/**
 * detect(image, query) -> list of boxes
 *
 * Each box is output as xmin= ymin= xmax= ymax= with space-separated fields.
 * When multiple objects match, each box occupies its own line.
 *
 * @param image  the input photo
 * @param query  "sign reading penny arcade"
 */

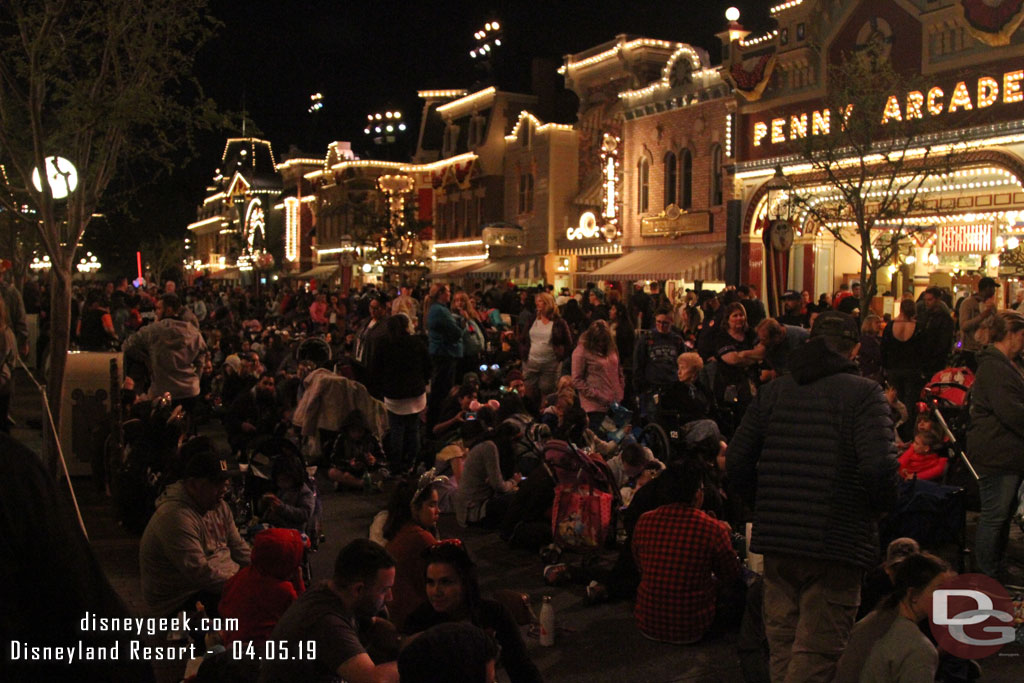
xmin=744 ymin=64 xmax=1024 ymax=159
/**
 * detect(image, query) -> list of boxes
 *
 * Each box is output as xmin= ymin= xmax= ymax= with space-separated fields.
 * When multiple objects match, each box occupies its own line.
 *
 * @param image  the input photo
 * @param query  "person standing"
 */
xmin=917 ymin=286 xmax=954 ymax=377
xmin=521 ymin=292 xmax=572 ymax=402
xmin=353 ymin=298 xmax=387 ymax=394
xmin=122 ymin=293 xmax=206 ymax=412
xmin=737 ymin=285 xmax=766 ymax=328
xmin=727 ymin=311 xmax=899 ymax=683
xmin=391 ymin=284 xmax=419 ymax=329
xmin=958 ymin=276 xmax=1000 ymax=370
xmin=374 ymin=314 xmax=430 ymax=473
xmin=426 ymin=285 xmax=463 ymax=429
xmin=633 ymin=304 xmax=686 ymax=398
xmin=452 ymin=291 xmax=486 ymax=380
xmin=966 ymin=310 xmax=1024 ymax=580
xmin=572 ymin=320 xmax=624 ymax=431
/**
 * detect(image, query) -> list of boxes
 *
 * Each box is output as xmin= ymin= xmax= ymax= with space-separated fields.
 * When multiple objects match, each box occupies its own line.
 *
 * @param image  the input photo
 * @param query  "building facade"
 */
xmin=726 ymin=0 xmax=1024 ymax=310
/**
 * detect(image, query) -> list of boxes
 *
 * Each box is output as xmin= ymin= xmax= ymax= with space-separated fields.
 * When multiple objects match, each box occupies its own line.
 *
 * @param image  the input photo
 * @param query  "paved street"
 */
xmin=9 ymin=369 xmax=1024 ymax=682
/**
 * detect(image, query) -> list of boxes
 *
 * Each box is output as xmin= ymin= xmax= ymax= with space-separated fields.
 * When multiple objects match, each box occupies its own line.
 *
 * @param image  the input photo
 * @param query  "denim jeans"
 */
xmin=975 ymin=472 xmax=1023 ymax=577
xmin=386 ymin=410 xmax=421 ymax=472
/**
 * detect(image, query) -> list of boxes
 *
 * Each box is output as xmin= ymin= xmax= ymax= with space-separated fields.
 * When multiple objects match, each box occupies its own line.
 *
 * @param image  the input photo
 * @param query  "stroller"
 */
xmin=544 ymin=440 xmax=619 ymax=555
xmin=238 ymin=436 xmax=324 ymax=582
xmin=881 ymin=367 xmax=978 ymax=572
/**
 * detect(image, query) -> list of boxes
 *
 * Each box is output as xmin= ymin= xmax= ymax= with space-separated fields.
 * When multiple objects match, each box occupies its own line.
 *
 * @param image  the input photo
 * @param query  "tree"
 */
xmin=140 ymin=234 xmax=185 ymax=285
xmin=785 ymin=46 xmax=956 ymax=317
xmin=0 ymin=0 xmax=217 ymax=474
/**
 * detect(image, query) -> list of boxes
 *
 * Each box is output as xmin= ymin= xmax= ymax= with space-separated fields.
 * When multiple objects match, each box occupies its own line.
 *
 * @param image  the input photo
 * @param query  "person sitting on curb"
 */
xmin=140 ymin=438 xmax=251 ymax=617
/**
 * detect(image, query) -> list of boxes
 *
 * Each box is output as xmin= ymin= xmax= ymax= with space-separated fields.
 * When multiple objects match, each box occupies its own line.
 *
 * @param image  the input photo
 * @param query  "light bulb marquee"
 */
xmin=284 ymin=197 xmax=300 ymax=262
xmin=600 ymin=134 xmax=622 ymax=242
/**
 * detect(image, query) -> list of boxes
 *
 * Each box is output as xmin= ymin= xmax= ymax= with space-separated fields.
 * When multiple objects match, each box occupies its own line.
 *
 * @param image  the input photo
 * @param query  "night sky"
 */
xmin=96 ymin=0 xmax=772 ymax=274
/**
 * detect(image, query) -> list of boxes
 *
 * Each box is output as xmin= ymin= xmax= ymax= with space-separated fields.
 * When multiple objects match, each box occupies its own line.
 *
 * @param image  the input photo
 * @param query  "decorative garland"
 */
xmin=959 ymin=0 xmax=1024 ymax=45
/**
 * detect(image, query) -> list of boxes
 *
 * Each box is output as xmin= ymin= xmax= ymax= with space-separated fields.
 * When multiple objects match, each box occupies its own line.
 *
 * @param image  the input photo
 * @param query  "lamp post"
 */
xmin=763 ymin=166 xmax=794 ymax=316
xmin=470 ymin=20 xmax=503 ymax=79
xmin=363 ymin=110 xmax=407 ymax=160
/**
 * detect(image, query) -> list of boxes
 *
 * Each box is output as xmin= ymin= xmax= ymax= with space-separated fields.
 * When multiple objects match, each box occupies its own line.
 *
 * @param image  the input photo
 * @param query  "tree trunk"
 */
xmin=44 ymin=266 xmax=72 ymax=478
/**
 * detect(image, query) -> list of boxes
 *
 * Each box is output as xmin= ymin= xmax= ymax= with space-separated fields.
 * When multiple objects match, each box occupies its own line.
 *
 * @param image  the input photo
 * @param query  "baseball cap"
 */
xmin=810 ymin=310 xmax=860 ymax=342
xmin=781 ymin=289 xmax=801 ymax=300
xmin=978 ymin=276 xmax=1000 ymax=290
xmin=181 ymin=438 xmax=241 ymax=480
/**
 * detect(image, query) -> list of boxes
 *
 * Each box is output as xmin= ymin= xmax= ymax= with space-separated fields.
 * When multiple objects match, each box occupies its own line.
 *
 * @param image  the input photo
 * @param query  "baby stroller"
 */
xmin=544 ymin=440 xmax=619 ymax=556
xmin=240 ymin=436 xmax=324 ymax=582
xmin=880 ymin=367 xmax=977 ymax=571
xmin=919 ymin=366 xmax=979 ymax=507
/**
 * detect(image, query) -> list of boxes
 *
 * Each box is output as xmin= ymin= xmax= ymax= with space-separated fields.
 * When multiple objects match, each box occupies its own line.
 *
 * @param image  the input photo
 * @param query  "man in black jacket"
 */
xmin=726 ymin=311 xmax=898 ymax=683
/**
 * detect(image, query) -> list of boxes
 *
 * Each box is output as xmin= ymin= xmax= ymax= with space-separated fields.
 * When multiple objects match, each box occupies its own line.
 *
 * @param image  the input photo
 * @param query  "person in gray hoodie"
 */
xmin=139 ymin=439 xmax=250 ymax=616
xmin=123 ymin=293 xmax=206 ymax=407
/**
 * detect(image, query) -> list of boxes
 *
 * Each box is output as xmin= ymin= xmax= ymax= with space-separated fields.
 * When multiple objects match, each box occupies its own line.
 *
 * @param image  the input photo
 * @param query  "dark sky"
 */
xmin=96 ymin=0 xmax=772 ymax=273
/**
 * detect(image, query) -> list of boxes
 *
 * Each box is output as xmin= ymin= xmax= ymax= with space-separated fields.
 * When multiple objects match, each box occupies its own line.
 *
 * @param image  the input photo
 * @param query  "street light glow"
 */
xmin=726 ymin=7 xmax=741 ymax=22
xmin=31 ymin=156 xmax=78 ymax=200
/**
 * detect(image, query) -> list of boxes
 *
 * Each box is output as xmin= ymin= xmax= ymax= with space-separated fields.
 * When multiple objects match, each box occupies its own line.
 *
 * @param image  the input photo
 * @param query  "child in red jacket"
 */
xmin=218 ymin=527 xmax=305 ymax=645
xmin=898 ymin=431 xmax=946 ymax=481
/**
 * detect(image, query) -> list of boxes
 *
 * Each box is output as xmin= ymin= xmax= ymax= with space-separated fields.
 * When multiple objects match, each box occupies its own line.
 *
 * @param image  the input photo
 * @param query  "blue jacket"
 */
xmin=427 ymin=302 xmax=463 ymax=358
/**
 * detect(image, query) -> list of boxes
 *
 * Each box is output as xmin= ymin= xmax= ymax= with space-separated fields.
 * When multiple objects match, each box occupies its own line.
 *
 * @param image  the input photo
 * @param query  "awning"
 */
xmin=207 ymin=267 xmax=240 ymax=281
xmin=426 ymin=259 xmax=486 ymax=279
xmin=296 ymin=265 xmax=341 ymax=279
xmin=581 ymin=246 xmax=725 ymax=282
xmin=466 ymin=256 xmax=544 ymax=281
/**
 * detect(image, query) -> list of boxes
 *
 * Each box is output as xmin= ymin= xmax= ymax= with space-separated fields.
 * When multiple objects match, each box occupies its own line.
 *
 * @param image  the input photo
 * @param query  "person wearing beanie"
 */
xmin=727 ymin=311 xmax=899 ymax=682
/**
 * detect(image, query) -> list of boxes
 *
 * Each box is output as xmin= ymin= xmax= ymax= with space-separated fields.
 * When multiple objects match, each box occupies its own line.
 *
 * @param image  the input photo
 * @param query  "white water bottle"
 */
xmin=539 ymin=595 xmax=555 ymax=647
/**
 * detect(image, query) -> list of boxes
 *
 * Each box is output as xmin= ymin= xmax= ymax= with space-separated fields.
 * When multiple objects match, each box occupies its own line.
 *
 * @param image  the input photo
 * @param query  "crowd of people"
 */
xmin=3 ymin=265 xmax=1023 ymax=682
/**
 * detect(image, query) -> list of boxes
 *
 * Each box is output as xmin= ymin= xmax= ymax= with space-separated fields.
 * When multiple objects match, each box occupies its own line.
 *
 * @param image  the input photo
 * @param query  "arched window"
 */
xmin=664 ymin=152 xmax=677 ymax=207
xmin=637 ymin=158 xmax=649 ymax=213
xmin=680 ymin=149 xmax=693 ymax=210
xmin=710 ymin=144 xmax=723 ymax=206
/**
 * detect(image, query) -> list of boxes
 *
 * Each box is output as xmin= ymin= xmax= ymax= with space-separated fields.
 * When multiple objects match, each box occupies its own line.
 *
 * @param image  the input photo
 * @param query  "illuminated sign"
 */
xmin=937 ymin=224 xmax=993 ymax=254
xmin=600 ymin=133 xmax=621 ymax=242
xmin=567 ymin=211 xmax=601 ymax=241
xmin=751 ymin=68 xmax=1024 ymax=147
xmin=284 ymin=197 xmax=299 ymax=262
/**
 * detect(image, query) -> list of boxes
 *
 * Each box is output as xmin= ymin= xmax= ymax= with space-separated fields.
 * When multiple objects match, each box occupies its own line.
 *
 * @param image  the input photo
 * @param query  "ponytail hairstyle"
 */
xmin=881 ymin=551 xmax=949 ymax=611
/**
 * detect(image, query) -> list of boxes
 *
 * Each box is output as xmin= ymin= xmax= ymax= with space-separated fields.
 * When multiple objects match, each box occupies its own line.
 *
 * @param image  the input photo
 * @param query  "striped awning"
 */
xmin=426 ymin=259 xmax=486 ymax=279
xmin=296 ymin=265 xmax=341 ymax=279
xmin=581 ymin=246 xmax=724 ymax=282
xmin=207 ymin=267 xmax=240 ymax=281
xmin=466 ymin=256 xmax=544 ymax=281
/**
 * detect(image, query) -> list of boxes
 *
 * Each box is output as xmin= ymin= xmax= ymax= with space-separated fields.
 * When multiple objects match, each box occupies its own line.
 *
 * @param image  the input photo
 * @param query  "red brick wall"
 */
xmin=622 ymin=97 xmax=733 ymax=248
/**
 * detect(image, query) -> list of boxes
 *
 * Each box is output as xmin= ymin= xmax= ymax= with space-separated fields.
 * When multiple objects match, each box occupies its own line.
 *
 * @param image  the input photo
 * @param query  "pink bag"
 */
xmin=551 ymin=484 xmax=613 ymax=550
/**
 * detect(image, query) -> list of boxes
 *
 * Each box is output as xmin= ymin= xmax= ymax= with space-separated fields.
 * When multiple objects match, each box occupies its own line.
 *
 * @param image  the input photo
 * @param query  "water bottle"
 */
xmin=539 ymin=595 xmax=555 ymax=647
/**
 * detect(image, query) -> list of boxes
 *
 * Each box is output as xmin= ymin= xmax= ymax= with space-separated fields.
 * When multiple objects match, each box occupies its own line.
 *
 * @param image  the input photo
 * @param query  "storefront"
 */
xmin=724 ymin=0 xmax=1024 ymax=310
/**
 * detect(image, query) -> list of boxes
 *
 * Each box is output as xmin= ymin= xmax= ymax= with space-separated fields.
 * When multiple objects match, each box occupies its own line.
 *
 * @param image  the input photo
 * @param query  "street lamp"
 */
xmin=470 ymin=20 xmax=503 ymax=59
xmin=76 ymin=252 xmax=101 ymax=276
xmin=363 ymin=110 xmax=408 ymax=160
xmin=31 ymin=156 xmax=78 ymax=200
xmin=764 ymin=165 xmax=792 ymax=222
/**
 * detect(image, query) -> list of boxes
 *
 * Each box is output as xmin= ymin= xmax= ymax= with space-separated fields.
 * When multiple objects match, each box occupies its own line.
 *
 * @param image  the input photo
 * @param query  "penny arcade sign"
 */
xmin=745 ymin=64 xmax=1024 ymax=158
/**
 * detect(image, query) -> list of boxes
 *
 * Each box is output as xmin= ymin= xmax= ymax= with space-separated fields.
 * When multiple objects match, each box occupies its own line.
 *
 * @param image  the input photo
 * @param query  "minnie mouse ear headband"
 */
xmin=469 ymin=399 xmax=500 ymax=413
xmin=414 ymin=467 xmax=450 ymax=503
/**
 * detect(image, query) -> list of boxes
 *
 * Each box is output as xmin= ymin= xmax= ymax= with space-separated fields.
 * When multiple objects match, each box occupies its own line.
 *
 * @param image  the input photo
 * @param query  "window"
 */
xmin=518 ymin=173 xmax=534 ymax=214
xmin=637 ymin=158 xmax=649 ymax=213
xmin=664 ymin=152 xmax=677 ymax=207
xmin=710 ymin=144 xmax=723 ymax=206
xmin=680 ymin=149 xmax=692 ymax=210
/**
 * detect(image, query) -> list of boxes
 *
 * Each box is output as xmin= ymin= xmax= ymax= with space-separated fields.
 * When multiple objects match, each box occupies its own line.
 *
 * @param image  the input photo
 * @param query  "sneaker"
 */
xmin=543 ymin=563 xmax=570 ymax=586
xmin=585 ymin=581 xmax=609 ymax=605
xmin=539 ymin=543 xmax=562 ymax=565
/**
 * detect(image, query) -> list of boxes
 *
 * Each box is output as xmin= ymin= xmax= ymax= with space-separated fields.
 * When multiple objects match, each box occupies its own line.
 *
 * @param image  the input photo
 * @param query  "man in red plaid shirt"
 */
xmin=632 ymin=459 xmax=742 ymax=643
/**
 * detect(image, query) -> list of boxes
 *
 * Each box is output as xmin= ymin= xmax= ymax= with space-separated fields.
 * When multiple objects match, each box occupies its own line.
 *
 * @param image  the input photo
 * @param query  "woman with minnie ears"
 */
xmin=381 ymin=475 xmax=446 ymax=631
xmin=402 ymin=540 xmax=543 ymax=683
